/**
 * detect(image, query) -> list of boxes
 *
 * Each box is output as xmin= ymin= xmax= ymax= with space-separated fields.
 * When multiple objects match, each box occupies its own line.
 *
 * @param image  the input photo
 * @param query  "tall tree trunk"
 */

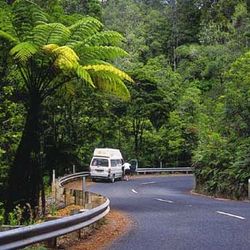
xmin=6 ymin=94 xmax=42 ymax=217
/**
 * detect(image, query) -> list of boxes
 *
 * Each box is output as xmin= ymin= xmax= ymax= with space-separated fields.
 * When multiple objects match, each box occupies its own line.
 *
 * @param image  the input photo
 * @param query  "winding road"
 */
xmin=88 ymin=175 xmax=250 ymax=250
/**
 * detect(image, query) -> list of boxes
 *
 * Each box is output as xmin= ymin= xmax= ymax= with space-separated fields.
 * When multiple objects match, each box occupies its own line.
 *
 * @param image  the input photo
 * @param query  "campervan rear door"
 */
xmin=90 ymin=157 xmax=110 ymax=177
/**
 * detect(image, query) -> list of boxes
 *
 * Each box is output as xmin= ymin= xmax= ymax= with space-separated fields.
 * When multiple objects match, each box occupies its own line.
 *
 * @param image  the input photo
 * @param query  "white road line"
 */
xmin=216 ymin=211 xmax=245 ymax=220
xmin=155 ymin=198 xmax=174 ymax=204
xmin=132 ymin=189 xmax=138 ymax=194
xmin=141 ymin=181 xmax=156 ymax=185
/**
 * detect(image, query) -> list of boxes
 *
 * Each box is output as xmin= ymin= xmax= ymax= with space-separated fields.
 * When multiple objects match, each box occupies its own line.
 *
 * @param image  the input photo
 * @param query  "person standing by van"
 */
xmin=122 ymin=162 xmax=131 ymax=181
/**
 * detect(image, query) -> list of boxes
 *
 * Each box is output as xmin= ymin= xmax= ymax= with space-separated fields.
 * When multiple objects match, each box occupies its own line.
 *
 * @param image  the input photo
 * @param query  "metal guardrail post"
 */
xmin=248 ymin=179 xmax=250 ymax=200
xmin=82 ymin=176 xmax=86 ymax=192
xmin=85 ymin=191 xmax=91 ymax=209
xmin=52 ymin=169 xmax=56 ymax=201
xmin=47 ymin=237 xmax=57 ymax=248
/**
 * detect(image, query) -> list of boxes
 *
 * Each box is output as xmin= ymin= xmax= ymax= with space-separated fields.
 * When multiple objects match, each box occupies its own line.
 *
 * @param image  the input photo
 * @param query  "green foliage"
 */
xmin=1 ymin=0 xmax=133 ymax=215
xmin=1 ymin=0 xmax=250 ymax=210
xmin=0 ymin=202 xmax=4 ymax=225
xmin=7 ymin=203 xmax=34 ymax=225
xmin=62 ymin=0 xmax=102 ymax=19
xmin=0 ymin=85 xmax=24 ymax=200
xmin=8 ymin=204 xmax=22 ymax=225
xmin=49 ymin=203 xmax=57 ymax=216
xmin=12 ymin=0 xmax=48 ymax=41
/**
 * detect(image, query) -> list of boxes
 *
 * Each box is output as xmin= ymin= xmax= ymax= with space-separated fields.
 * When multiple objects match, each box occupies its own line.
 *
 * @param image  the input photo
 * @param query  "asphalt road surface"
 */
xmin=89 ymin=175 xmax=250 ymax=250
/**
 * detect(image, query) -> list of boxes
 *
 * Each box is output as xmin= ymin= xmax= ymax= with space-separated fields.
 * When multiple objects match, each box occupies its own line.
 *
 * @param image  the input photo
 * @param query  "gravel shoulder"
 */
xmin=59 ymin=179 xmax=134 ymax=250
xmin=59 ymin=209 xmax=133 ymax=250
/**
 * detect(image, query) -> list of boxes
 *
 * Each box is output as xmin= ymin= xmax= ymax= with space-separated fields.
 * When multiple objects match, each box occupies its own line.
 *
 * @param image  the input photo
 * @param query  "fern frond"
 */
xmin=82 ymin=64 xmax=134 ymax=82
xmin=10 ymin=42 xmax=38 ymax=62
xmin=91 ymin=73 xmax=130 ymax=100
xmin=80 ymin=59 xmax=112 ymax=66
xmin=0 ymin=30 xmax=18 ymax=45
xmin=53 ymin=46 xmax=79 ymax=71
xmin=42 ymin=44 xmax=59 ymax=53
xmin=75 ymin=46 xmax=128 ymax=61
xmin=76 ymin=65 xmax=95 ymax=87
xmin=0 ymin=2 xmax=16 ymax=37
xmin=12 ymin=0 xmax=48 ymax=41
xmin=33 ymin=23 xmax=70 ymax=46
xmin=84 ymin=31 xmax=124 ymax=46
xmin=67 ymin=17 xmax=103 ymax=45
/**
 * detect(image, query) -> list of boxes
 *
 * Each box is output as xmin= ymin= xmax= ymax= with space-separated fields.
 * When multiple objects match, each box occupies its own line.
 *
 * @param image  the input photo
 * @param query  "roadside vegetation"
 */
xmin=0 ymin=0 xmax=249 ymax=223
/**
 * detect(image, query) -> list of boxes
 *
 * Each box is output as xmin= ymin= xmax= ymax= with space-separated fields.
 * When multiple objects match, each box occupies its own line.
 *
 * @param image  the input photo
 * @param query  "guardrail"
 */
xmin=0 ymin=172 xmax=109 ymax=250
xmin=136 ymin=167 xmax=193 ymax=174
xmin=58 ymin=171 xmax=89 ymax=186
xmin=0 ymin=199 xmax=109 ymax=250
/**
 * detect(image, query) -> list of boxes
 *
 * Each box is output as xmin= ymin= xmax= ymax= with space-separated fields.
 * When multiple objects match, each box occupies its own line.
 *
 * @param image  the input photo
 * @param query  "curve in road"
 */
xmin=89 ymin=175 xmax=250 ymax=250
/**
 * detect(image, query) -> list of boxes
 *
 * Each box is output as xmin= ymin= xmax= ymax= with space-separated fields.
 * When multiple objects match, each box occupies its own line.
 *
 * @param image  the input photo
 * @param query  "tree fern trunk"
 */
xmin=6 ymin=95 xmax=42 ymax=218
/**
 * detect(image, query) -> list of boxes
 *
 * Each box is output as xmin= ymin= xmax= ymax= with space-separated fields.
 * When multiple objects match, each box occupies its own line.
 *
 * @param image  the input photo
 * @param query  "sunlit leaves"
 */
xmin=53 ymin=46 xmax=79 ymax=70
xmin=76 ymin=65 xmax=94 ymax=87
xmin=10 ymin=42 xmax=38 ymax=62
xmin=82 ymin=64 xmax=133 ymax=82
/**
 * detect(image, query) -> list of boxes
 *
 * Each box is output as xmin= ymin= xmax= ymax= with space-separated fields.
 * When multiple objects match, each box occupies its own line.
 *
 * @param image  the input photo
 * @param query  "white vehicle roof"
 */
xmin=93 ymin=148 xmax=123 ymax=159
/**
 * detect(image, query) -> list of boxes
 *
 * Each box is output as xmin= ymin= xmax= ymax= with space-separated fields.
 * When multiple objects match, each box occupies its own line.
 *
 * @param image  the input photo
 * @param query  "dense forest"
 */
xmin=0 ymin=0 xmax=250 ymax=221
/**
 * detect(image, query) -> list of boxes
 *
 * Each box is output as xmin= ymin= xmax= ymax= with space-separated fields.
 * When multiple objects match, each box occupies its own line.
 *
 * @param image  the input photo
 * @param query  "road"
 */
xmin=89 ymin=175 xmax=250 ymax=250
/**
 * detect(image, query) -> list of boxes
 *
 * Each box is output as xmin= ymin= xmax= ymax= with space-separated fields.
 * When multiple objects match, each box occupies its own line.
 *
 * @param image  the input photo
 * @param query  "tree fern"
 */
xmin=12 ymin=0 xmax=48 ymax=41
xmin=91 ymin=74 xmax=130 ymax=100
xmin=0 ymin=30 xmax=18 ymax=45
xmin=67 ymin=17 xmax=103 ymax=45
xmin=0 ymin=1 xmax=15 ymax=36
xmin=33 ymin=23 xmax=70 ymax=46
xmin=53 ymin=46 xmax=79 ymax=71
xmin=84 ymin=31 xmax=124 ymax=46
xmin=82 ymin=64 xmax=133 ymax=82
xmin=3 ymin=0 xmax=133 ymax=215
xmin=10 ymin=42 xmax=38 ymax=62
xmin=76 ymin=65 xmax=95 ymax=87
xmin=42 ymin=43 xmax=59 ymax=53
xmin=74 ymin=46 xmax=128 ymax=61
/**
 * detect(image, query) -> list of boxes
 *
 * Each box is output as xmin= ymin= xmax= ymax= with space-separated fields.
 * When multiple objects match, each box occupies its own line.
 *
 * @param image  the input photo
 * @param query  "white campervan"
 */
xmin=89 ymin=148 xmax=123 ymax=182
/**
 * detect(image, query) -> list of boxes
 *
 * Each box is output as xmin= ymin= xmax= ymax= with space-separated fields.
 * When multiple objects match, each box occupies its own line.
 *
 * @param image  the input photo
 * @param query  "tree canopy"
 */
xmin=0 ymin=0 xmax=250 ymax=222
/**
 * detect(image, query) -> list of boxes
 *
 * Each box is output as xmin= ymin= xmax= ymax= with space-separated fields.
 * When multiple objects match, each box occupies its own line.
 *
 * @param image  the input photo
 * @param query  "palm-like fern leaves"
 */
xmin=84 ymin=31 xmax=124 ymax=46
xmin=10 ymin=42 xmax=38 ymax=62
xmin=0 ymin=0 xmax=133 ymax=101
xmin=12 ymin=0 xmax=48 ymax=41
xmin=33 ymin=23 xmax=71 ymax=46
xmin=0 ymin=30 xmax=17 ymax=45
xmin=53 ymin=46 xmax=79 ymax=71
xmin=3 ymin=0 xmax=133 ymax=216
xmin=75 ymin=46 xmax=128 ymax=62
xmin=82 ymin=64 xmax=133 ymax=82
xmin=76 ymin=65 xmax=95 ymax=87
xmin=67 ymin=17 xmax=103 ymax=45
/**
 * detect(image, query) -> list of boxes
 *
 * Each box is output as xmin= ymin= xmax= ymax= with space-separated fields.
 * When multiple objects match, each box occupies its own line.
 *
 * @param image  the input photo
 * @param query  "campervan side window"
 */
xmin=111 ymin=159 xmax=123 ymax=167
xmin=91 ymin=158 xmax=109 ymax=167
